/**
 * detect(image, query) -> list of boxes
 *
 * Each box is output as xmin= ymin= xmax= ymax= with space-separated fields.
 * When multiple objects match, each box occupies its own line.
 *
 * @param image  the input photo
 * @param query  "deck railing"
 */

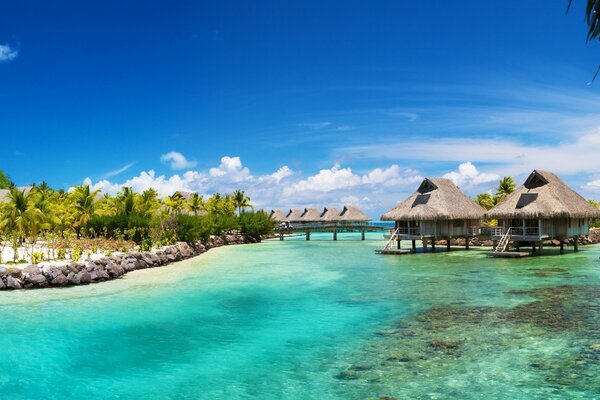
xmin=397 ymin=227 xmax=421 ymax=236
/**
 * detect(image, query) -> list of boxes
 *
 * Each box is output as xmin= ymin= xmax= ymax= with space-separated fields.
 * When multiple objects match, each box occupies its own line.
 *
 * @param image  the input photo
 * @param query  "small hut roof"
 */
xmin=339 ymin=205 xmax=371 ymax=222
xmin=286 ymin=208 xmax=305 ymax=222
xmin=320 ymin=206 xmax=341 ymax=221
xmin=487 ymin=170 xmax=600 ymax=219
xmin=381 ymin=178 xmax=485 ymax=221
xmin=300 ymin=207 xmax=322 ymax=222
xmin=270 ymin=209 xmax=286 ymax=222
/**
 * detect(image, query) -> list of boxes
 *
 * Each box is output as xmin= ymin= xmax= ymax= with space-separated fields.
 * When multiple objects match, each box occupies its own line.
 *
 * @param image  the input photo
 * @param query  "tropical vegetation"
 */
xmin=0 ymin=170 xmax=275 ymax=264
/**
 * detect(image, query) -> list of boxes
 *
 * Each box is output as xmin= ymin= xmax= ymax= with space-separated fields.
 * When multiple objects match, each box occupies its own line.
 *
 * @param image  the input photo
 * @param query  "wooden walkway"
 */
xmin=274 ymin=224 xmax=390 ymax=241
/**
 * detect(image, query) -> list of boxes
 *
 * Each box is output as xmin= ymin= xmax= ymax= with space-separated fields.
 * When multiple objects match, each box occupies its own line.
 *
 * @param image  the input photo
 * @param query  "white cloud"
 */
xmin=76 ymin=156 xmax=428 ymax=217
xmin=160 ymin=151 xmax=197 ymax=170
xmin=258 ymin=166 xmax=293 ymax=184
xmin=337 ymin=129 xmax=600 ymax=177
xmin=442 ymin=162 xmax=500 ymax=188
xmin=209 ymin=156 xmax=251 ymax=182
xmin=0 ymin=44 xmax=18 ymax=62
xmin=284 ymin=164 xmax=362 ymax=195
xmin=584 ymin=179 xmax=600 ymax=191
xmin=101 ymin=162 xmax=136 ymax=179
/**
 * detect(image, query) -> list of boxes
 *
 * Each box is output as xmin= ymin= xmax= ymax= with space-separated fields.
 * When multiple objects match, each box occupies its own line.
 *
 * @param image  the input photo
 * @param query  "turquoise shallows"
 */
xmin=1 ymin=233 xmax=600 ymax=399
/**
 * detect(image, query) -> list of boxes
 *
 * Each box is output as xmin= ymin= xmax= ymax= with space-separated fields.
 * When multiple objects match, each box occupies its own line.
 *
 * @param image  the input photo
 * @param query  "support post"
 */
xmin=465 ymin=237 xmax=470 ymax=250
xmin=560 ymin=241 xmax=564 ymax=255
xmin=574 ymin=236 xmax=579 ymax=252
xmin=306 ymin=232 xmax=310 ymax=241
xmin=361 ymin=230 xmax=365 ymax=240
xmin=422 ymin=240 xmax=427 ymax=252
xmin=333 ymin=230 xmax=337 ymax=241
xmin=532 ymin=242 xmax=536 ymax=255
xmin=539 ymin=241 xmax=543 ymax=255
xmin=446 ymin=238 xmax=451 ymax=252
xmin=431 ymin=240 xmax=436 ymax=253
xmin=412 ymin=239 xmax=416 ymax=253
xmin=280 ymin=233 xmax=284 ymax=241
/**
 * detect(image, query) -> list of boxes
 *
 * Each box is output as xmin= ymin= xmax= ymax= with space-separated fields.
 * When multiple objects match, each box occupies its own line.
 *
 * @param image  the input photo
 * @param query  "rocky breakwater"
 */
xmin=0 ymin=234 xmax=256 ymax=290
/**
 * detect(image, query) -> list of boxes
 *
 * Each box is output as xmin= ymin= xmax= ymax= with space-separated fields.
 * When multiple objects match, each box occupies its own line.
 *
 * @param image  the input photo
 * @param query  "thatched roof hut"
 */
xmin=270 ymin=209 xmax=287 ymax=222
xmin=487 ymin=170 xmax=600 ymax=220
xmin=320 ymin=206 xmax=341 ymax=222
xmin=300 ymin=207 xmax=322 ymax=222
xmin=286 ymin=208 xmax=305 ymax=223
xmin=339 ymin=205 xmax=371 ymax=222
xmin=381 ymin=178 xmax=485 ymax=221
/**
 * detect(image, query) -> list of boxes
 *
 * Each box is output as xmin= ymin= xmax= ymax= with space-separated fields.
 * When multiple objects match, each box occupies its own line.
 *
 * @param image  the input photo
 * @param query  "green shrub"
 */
xmin=239 ymin=211 xmax=276 ymax=239
xmin=175 ymin=215 xmax=214 ymax=243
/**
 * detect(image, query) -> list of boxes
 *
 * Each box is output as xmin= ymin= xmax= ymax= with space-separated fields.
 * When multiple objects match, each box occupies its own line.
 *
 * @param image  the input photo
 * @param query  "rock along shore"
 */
xmin=0 ymin=234 xmax=258 ymax=290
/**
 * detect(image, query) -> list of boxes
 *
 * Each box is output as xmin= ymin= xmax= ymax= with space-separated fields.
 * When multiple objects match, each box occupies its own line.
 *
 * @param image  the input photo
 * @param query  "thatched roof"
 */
xmin=300 ymin=207 xmax=322 ymax=222
xmin=487 ymin=170 xmax=600 ymax=219
xmin=286 ymin=208 xmax=305 ymax=222
xmin=320 ymin=206 xmax=341 ymax=221
xmin=270 ymin=209 xmax=286 ymax=222
xmin=381 ymin=178 xmax=485 ymax=221
xmin=339 ymin=205 xmax=371 ymax=222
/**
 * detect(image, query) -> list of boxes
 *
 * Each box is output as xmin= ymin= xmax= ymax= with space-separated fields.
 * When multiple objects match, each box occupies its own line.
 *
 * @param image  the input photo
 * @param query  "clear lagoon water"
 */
xmin=1 ymin=233 xmax=600 ymax=399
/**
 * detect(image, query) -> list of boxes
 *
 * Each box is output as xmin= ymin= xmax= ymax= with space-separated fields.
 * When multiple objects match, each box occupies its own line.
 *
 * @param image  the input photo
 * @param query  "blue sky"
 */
xmin=1 ymin=1 xmax=600 ymax=216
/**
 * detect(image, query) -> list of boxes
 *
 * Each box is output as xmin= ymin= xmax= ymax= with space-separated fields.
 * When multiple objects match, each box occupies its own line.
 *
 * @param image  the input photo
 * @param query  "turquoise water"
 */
xmin=1 ymin=233 xmax=600 ymax=399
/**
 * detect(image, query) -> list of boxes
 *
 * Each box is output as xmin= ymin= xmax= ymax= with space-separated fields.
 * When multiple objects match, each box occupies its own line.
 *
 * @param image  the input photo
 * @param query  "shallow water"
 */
xmin=1 ymin=234 xmax=600 ymax=399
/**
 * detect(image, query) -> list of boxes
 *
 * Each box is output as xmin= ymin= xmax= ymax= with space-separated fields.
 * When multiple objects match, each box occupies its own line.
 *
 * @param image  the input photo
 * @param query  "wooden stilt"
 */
xmin=532 ymin=243 xmax=536 ymax=255
xmin=361 ymin=230 xmax=365 ymax=240
xmin=333 ymin=230 xmax=337 ymax=241
xmin=539 ymin=241 xmax=544 ymax=255
xmin=574 ymin=236 xmax=579 ymax=252
xmin=446 ymin=238 xmax=451 ymax=252
xmin=306 ymin=232 xmax=310 ymax=241
xmin=560 ymin=241 xmax=564 ymax=255
xmin=465 ymin=237 xmax=469 ymax=250
xmin=431 ymin=240 xmax=436 ymax=253
xmin=412 ymin=239 xmax=416 ymax=253
xmin=280 ymin=233 xmax=284 ymax=241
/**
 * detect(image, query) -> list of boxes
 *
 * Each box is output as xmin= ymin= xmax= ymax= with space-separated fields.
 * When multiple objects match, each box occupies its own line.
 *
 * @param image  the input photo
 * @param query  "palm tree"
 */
xmin=117 ymin=187 xmax=136 ymax=216
xmin=232 ymin=190 xmax=252 ymax=215
xmin=165 ymin=192 xmax=186 ymax=215
xmin=187 ymin=192 xmax=205 ymax=216
xmin=138 ymin=188 xmax=161 ymax=217
xmin=0 ymin=169 xmax=12 ymax=189
xmin=476 ymin=193 xmax=495 ymax=211
xmin=0 ymin=187 xmax=43 ymax=261
xmin=70 ymin=185 xmax=100 ymax=236
xmin=495 ymin=177 xmax=516 ymax=203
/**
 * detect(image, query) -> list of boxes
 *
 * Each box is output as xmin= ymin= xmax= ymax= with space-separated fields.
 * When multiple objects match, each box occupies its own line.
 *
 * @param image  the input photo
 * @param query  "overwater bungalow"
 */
xmin=320 ymin=206 xmax=341 ymax=223
xmin=270 ymin=209 xmax=287 ymax=222
xmin=299 ymin=207 xmax=322 ymax=223
xmin=286 ymin=208 xmax=305 ymax=224
xmin=380 ymin=178 xmax=485 ymax=253
xmin=486 ymin=170 xmax=600 ymax=255
xmin=338 ymin=205 xmax=371 ymax=225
